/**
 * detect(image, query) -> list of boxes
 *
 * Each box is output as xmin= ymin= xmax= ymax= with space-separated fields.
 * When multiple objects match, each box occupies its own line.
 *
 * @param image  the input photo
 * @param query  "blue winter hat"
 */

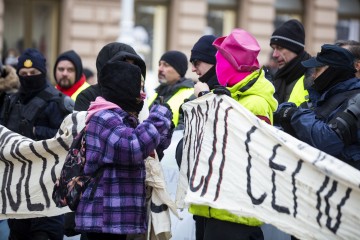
xmin=17 ymin=48 xmax=47 ymax=75
xmin=190 ymin=35 xmax=217 ymax=65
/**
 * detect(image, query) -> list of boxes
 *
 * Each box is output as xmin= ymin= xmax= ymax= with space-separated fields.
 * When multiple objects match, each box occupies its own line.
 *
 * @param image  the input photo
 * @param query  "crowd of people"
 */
xmin=0 ymin=18 xmax=359 ymax=240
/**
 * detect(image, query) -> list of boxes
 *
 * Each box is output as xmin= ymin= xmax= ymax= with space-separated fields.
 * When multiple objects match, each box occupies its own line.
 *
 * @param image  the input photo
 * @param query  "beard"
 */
xmin=57 ymin=78 xmax=73 ymax=89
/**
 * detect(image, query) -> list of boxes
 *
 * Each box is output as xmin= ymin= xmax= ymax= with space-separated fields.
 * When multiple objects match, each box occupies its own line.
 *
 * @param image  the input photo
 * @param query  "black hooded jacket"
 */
xmin=74 ymin=42 xmax=146 ymax=111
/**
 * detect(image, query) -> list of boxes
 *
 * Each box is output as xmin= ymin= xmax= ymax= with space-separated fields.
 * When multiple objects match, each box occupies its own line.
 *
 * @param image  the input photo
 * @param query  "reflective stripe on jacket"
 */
xmin=148 ymin=88 xmax=194 ymax=126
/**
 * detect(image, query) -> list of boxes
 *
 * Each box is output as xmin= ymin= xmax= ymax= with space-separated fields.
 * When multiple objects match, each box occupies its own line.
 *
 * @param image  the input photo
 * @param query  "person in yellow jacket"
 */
xmin=148 ymin=50 xmax=194 ymax=127
xmin=270 ymin=19 xmax=312 ymax=108
xmin=189 ymin=28 xmax=278 ymax=240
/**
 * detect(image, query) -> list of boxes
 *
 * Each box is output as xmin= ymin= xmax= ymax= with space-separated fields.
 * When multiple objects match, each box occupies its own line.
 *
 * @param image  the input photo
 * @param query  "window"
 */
xmin=274 ymin=0 xmax=303 ymax=28
xmin=3 ymin=0 xmax=60 ymax=77
xmin=207 ymin=0 xmax=237 ymax=37
xmin=337 ymin=0 xmax=360 ymax=41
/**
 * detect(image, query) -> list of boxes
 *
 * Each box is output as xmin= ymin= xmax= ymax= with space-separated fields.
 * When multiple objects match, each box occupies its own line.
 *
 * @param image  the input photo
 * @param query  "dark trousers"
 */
xmin=8 ymin=215 xmax=64 ymax=240
xmin=86 ymin=232 xmax=127 ymax=240
xmin=203 ymin=218 xmax=264 ymax=240
xmin=194 ymin=215 xmax=208 ymax=240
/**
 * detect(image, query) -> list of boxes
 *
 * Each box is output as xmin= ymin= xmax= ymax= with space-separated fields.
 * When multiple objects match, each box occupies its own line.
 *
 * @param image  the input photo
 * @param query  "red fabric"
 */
xmin=56 ymin=74 xmax=86 ymax=97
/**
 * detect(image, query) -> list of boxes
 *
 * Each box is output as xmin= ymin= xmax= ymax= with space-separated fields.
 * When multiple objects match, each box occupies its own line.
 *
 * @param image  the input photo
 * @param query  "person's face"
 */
xmin=312 ymin=65 xmax=329 ymax=79
xmin=55 ymin=60 xmax=76 ymax=88
xmin=18 ymin=68 xmax=42 ymax=76
xmin=191 ymin=60 xmax=213 ymax=77
xmin=158 ymin=60 xmax=180 ymax=85
xmin=271 ymin=44 xmax=298 ymax=69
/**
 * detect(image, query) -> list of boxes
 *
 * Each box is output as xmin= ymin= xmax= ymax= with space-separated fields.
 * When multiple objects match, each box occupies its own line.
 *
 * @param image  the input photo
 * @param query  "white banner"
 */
xmin=176 ymin=93 xmax=360 ymax=240
xmin=0 ymin=111 xmax=86 ymax=219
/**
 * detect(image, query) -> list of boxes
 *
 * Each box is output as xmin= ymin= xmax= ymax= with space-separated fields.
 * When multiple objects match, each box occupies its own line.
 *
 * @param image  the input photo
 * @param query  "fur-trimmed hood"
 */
xmin=0 ymin=65 xmax=20 ymax=93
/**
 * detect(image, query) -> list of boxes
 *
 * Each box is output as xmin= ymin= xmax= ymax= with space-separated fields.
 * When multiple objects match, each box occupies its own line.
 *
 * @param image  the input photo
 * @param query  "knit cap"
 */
xmin=190 ymin=35 xmax=217 ymax=64
xmin=270 ymin=19 xmax=305 ymax=54
xmin=54 ymin=50 xmax=83 ymax=82
xmin=160 ymin=51 xmax=188 ymax=77
xmin=17 ymin=48 xmax=47 ymax=75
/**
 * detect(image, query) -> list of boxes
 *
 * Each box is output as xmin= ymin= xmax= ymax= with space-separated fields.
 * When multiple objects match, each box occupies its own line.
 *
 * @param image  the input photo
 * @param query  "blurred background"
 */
xmin=1 ymin=0 xmax=359 ymax=101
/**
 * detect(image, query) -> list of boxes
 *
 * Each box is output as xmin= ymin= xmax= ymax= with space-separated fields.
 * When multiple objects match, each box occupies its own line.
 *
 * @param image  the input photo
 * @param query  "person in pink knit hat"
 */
xmin=188 ymin=28 xmax=278 ymax=240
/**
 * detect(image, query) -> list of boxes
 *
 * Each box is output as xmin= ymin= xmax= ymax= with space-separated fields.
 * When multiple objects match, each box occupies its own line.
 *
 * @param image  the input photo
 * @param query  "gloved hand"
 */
xmin=213 ymin=85 xmax=231 ymax=97
xmin=273 ymin=103 xmax=298 ymax=136
xmin=274 ymin=107 xmax=297 ymax=125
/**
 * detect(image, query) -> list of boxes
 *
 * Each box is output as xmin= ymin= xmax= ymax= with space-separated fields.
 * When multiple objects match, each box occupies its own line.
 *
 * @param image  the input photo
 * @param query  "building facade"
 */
xmin=1 ymin=0 xmax=360 ymax=84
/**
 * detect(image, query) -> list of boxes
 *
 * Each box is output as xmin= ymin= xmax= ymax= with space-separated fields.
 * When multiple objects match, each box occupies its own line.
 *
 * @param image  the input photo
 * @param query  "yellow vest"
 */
xmin=287 ymin=75 xmax=308 ymax=106
xmin=148 ymin=88 xmax=194 ymax=126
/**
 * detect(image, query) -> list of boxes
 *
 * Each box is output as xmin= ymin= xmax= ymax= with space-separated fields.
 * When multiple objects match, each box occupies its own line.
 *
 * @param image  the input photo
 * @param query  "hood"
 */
xmin=54 ymin=50 xmax=83 ymax=83
xmin=86 ymin=96 xmax=119 ymax=123
xmin=96 ymin=42 xmax=146 ymax=80
xmin=0 ymin=65 xmax=20 ymax=93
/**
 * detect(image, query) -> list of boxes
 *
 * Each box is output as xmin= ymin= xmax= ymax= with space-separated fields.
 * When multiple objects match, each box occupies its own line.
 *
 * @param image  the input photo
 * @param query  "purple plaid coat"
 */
xmin=75 ymin=104 xmax=172 ymax=234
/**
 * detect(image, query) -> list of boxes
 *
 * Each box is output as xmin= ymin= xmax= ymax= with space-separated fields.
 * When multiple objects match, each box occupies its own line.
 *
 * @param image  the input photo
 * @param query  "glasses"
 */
xmin=191 ymin=59 xmax=200 ymax=67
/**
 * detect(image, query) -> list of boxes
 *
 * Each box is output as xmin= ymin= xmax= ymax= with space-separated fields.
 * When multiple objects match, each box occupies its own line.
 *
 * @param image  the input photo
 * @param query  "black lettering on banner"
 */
xmin=29 ymin=143 xmax=51 ymax=208
xmin=316 ymin=176 xmax=352 ymax=234
xmin=270 ymin=144 xmax=290 ymax=214
xmin=291 ymin=159 xmax=303 ymax=217
xmin=187 ymin=98 xmax=231 ymax=201
xmin=214 ymin=106 xmax=232 ymax=201
xmin=189 ymin=107 xmax=205 ymax=192
xmin=245 ymin=126 xmax=266 ymax=205
xmin=0 ymin=130 xmax=19 ymax=213
xmin=15 ymin=142 xmax=44 ymax=211
xmin=200 ymin=99 xmax=223 ymax=197
xmin=6 ymin=139 xmax=26 ymax=212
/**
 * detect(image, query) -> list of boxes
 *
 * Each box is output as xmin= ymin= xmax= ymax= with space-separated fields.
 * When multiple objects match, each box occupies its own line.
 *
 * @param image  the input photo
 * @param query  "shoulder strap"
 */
xmin=315 ymin=89 xmax=360 ymax=120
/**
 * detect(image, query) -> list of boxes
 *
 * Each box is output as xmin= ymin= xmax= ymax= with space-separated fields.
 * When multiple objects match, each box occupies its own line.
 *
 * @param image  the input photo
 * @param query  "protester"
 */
xmin=74 ymin=42 xmax=147 ymax=112
xmin=174 ymin=34 xmax=220 ymax=239
xmin=74 ymin=59 xmax=173 ymax=240
xmin=187 ymin=28 xmax=278 ymax=240
xmin=175 ymin=34 xmax=220 ymax=131
xmin=148 ymin=50 xmax=194 ymax=127
xmin=335 ymin=39 xmax=360 ymax=78
xmin=274 ymin=44 xmax=360 ymax=170
xmin=54 ymin=50 xmax=90 ymax=101
xmin=270 ymin=19 xmax=312 ymax=107
xmin=83 ymin=67 xmax=96 ymax=85
xmin=0 ymin=48 xmax=74 ymax=240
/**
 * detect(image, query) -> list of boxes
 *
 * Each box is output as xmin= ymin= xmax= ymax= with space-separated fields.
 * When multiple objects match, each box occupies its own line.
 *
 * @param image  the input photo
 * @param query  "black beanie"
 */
xmin=160 ymin=50 xmax=188 ymax=77
xmin=54 ymin=50 xmax=83 ymax=82
xmin=17 ymin=48 xmax=47 ymax=75
xmin=190 ymin=35 xmax=217 ymax=64
xmin=99 ymin=61 xmax=144 ymax=114
xmin=96 ymin=42 xmax=146 ymax=80
xmin=270 ymin=19 xmax=305 ymax=54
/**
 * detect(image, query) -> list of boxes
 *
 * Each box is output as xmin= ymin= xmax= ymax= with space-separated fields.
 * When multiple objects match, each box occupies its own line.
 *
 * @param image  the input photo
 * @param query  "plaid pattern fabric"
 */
xmin=75 ymin=104 xmax=172 ymax=234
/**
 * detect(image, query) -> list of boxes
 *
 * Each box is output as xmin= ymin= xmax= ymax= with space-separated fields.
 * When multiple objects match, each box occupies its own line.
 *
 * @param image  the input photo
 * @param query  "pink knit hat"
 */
xmin=213 ymin=28 xmax=260 ymax=72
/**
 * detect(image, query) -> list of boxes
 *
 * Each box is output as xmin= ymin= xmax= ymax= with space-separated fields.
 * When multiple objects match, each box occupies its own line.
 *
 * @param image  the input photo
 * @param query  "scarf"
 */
xmin=273 ymin=51 xmax=311 ymax=103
